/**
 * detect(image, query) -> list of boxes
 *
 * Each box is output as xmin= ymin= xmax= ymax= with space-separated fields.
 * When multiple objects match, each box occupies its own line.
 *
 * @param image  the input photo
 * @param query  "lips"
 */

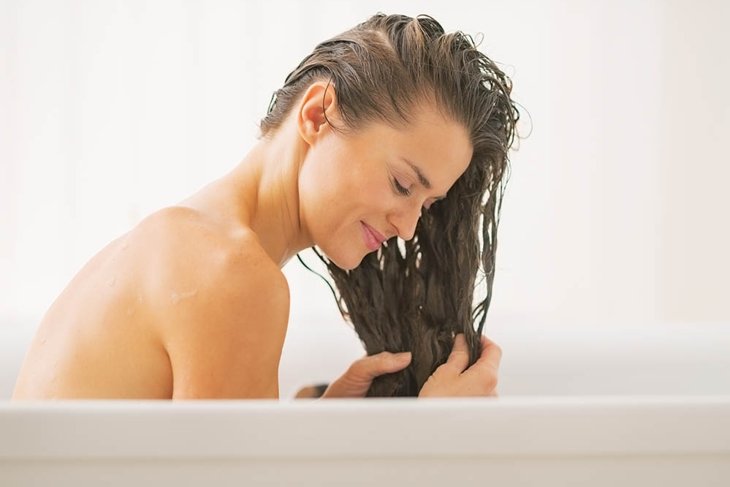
xmin=361 ymin=222 xmax=385 ymax=251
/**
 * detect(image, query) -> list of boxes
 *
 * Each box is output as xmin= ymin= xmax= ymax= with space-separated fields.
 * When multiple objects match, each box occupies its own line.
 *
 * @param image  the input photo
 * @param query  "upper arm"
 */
xmin=144 ymin=210 xmax=290 ymax=399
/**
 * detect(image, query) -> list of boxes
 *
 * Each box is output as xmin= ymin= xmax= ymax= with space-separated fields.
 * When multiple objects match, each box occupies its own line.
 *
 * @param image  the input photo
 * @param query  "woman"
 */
xmin=12 ymin=13 xmax=518 ymax=400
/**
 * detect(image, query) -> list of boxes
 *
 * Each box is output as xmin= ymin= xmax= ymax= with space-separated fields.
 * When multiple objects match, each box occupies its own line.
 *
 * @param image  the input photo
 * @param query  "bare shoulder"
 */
xmin=135 ymin=205 xmax=287 ymax=290
xmin=133 ymin=206 xmax=290 ymax=398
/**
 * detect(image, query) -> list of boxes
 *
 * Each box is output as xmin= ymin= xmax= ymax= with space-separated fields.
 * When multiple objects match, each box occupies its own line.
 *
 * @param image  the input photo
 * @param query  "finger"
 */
xmin=474 ymin=335 xmax=502 ymax=373
xmin=322 ymin=352 xmax=411 ymax=399
xmin=459 ymin=337 xmax=501 ymax=395
xmin=348 ymin=351 xmax=412 ymax=381
xmin=445 ymin=334 xmax=470 ymax=374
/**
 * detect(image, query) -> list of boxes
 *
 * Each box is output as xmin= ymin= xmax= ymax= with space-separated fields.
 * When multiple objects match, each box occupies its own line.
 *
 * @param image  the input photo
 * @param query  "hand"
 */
xmin=320 ymin=351 xmax=412 ymax=398
xmin=418 ymin=333 xmax=502 ymax=397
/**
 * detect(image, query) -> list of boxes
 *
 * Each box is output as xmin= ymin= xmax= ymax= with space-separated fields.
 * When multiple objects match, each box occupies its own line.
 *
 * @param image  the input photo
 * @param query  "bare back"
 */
xmin=12 ymin=205 xmax=289 ymax=399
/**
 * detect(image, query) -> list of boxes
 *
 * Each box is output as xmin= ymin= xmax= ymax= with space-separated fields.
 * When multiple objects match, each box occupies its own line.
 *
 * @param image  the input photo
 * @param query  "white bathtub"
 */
xmin=2 ymin=319 xmax=730 ymax=486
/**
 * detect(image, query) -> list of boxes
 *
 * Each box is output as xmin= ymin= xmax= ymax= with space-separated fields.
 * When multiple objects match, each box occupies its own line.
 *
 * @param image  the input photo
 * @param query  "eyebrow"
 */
xmin=402 ymin=157 xmax=447 ymax=200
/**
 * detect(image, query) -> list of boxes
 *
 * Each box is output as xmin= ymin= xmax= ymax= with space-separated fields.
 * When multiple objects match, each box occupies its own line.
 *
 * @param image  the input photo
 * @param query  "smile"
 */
xmin=361 ymin=222 xmax=384 ymax=251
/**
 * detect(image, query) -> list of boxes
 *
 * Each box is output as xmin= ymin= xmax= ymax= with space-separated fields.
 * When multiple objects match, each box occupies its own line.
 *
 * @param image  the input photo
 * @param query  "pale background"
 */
xmin=1 ymin=0 xmax=729 ymax=394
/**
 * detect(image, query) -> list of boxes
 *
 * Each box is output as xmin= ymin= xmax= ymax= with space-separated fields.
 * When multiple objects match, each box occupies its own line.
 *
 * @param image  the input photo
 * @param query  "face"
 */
xmin=298 ymin=98 xmax=473 ymax=271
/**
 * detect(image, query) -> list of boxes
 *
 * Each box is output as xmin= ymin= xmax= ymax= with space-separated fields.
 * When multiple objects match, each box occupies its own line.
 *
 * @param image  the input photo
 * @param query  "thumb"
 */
xmin=349 ymin=351 xmax=412 ymax=381
xmin=445 ymin=334 xmax=469 ymax=374
xmin=321 ymin=351 xmax=411 ymax=399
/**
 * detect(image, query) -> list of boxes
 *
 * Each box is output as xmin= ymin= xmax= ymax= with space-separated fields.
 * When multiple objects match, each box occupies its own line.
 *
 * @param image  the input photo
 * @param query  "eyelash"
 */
xmin=392 ymin=178 xmax=411 ymax=196
xmin=393 ymin=178 xmax=439 ymax=211
xmin=391 ymin=175 xmax=441 ymax=211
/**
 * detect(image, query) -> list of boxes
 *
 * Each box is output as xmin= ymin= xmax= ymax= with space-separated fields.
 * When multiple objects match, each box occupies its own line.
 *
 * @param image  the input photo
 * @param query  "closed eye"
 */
xmin=392 ymin=178 xmax=411 ymax=196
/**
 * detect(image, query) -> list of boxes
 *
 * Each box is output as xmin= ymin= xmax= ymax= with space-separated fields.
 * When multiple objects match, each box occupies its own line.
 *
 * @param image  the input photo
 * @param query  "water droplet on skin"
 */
xmin=170 ymin=289 xmax=198 ymax=305
xmin=107 ymin=276 xmax=117 ymax=287
xmin=121 ymin=242 xmax=129 ymax=251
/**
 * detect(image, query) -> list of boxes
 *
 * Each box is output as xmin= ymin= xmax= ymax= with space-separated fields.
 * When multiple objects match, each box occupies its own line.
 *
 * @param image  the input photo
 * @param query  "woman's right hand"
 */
xmin=418 ymin=333 xmax=502 ymax=397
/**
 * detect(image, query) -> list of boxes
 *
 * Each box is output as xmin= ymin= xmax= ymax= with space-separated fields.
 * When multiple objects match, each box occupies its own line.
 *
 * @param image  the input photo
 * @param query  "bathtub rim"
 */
xmin=1 ymin=395 xmax=729 ymax=460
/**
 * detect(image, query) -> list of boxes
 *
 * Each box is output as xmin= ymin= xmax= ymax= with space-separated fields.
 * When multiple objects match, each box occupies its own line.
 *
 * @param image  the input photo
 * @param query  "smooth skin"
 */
xmin=12 ymin=81 xmax=502 ymax=400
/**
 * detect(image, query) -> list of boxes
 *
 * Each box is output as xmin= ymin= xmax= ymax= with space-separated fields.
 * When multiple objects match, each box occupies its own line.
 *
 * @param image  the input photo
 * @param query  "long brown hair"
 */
xmin=260 ymin=13 xmax=521 ymax=396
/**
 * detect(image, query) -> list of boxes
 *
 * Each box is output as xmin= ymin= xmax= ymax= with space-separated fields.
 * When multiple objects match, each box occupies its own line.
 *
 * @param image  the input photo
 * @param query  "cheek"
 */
xmin=299 ymin=158 xmax=345 ymax=213
xmin=298 ymin=153 xmax=358 ymax=244
xmin=300 ymin=147 xmax=367 ymax=207
xmin=298 ymin=142 xmax=392 ymax=234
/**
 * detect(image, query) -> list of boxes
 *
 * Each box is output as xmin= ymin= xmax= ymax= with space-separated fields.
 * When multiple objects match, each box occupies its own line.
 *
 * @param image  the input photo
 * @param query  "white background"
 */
xmin=2 ymin=0 xmax=728 ymax=346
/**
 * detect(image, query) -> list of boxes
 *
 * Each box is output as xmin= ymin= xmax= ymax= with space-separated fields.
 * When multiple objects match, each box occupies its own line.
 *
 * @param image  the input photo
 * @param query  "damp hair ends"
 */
xmin=266 ymin=13 xmax=524 ymax=396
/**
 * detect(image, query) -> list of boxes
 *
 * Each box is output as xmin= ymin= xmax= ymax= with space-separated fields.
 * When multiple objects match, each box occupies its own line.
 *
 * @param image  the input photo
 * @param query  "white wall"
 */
xmin=1 ymin=0 xmax=729 ymax=337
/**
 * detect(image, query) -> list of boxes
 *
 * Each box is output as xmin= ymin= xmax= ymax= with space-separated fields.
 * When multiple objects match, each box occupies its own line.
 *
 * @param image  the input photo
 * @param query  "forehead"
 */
xmin=362 ymin=104 xmax=473 ymax=189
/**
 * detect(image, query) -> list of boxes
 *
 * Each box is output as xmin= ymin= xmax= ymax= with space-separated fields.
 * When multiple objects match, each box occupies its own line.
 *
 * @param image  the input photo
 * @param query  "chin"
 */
xmin=314 ymin=223 xmax=373 ymax=271
xmin=318 ymin=244 xmax=367 ymax=272
xmin=326 ymin=252 xmax=364 ymax=271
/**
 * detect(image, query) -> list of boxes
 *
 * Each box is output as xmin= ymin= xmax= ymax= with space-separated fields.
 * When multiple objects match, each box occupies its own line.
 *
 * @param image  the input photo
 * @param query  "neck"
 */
xmin=196 ymin=117 xmax=314 ymax=268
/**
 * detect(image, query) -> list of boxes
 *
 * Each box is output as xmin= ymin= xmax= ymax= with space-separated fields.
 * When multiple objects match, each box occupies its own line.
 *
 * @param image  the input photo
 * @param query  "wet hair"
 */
xmin=260 ymin=13 xmax=522 ymax=396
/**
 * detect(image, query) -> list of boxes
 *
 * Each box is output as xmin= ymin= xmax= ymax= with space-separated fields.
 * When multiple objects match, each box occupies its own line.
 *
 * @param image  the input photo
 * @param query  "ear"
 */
xmin=297 ymin=81 xmax=337 ymax=146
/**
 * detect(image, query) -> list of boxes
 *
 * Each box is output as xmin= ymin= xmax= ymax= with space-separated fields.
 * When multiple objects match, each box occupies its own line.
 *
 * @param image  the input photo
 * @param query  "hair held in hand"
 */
xmin=261 ymin=13 xmax=522 ymax=396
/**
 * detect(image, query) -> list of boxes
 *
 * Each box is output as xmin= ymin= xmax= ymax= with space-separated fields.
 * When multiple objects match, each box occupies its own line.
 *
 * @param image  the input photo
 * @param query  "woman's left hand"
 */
xmin=418 ymin=334 xmax=501 ymax=398
xmin=320 ymin=351 xmax=412 ymax=398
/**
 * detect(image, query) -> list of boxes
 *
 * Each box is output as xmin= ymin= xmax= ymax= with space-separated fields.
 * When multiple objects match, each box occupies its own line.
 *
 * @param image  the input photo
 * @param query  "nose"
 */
xmin=389 ymin=199 xmax=423 ymax=241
